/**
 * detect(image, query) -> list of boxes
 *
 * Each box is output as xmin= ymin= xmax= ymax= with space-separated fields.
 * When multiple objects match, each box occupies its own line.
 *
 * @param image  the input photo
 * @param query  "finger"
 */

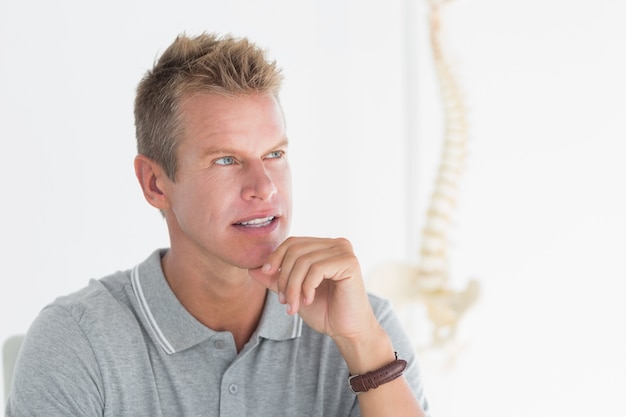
xmin=275 ymin=239 xmax=332 ymax=312
xmin=264 ymin=237 xmax=358 ymax=315
xmin=248 ymin=264 xmax=279 ymax=293
xmin=249 ymin=237 xmax=308 ymax=299
xmin=281 ymin=244 xmax=353 ymax=314
xmin=268 ymin=237 xmax=319 ymax=300
xmin=282 ymin=249 xmax=327 ymax=314
xmin=300 ymin=251 xmax=353 ymax=304
xmin=294 ymin=247 xmax=349 ymax=306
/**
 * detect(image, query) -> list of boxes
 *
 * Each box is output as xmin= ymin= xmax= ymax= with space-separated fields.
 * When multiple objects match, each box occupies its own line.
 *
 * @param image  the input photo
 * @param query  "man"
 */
xmin=6 ymin=33 xmax=429 ymax=416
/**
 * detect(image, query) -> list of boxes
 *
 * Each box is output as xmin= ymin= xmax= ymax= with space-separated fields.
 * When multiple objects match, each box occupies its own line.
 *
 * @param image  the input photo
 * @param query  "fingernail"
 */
xmin=278 ymin=292 xmax=286 ymax=304
xmin=262 ymin=263 xmax=272 ymax=273
xmin=285 ymin=304 xmax=292 ymax=314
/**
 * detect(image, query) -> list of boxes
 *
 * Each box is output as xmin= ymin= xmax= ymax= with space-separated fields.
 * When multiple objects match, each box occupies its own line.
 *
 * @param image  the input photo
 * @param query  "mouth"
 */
xmin=234 ymin=216 xmax=276 ymax=228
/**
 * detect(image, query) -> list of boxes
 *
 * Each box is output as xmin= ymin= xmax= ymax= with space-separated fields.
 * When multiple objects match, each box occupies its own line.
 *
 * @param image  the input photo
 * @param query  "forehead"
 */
xmin=179 ymin=92 xmax=284 ymax=134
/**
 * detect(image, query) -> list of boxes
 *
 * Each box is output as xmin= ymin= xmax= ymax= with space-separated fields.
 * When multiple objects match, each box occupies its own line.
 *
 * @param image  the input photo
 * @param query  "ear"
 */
xmin=134 ymin=154 xmax=171 ymax=210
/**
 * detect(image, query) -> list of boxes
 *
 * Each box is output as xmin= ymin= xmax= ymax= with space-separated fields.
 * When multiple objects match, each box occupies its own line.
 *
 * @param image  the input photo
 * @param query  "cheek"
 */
xmin=169 ymin=178 xmax=220 ymax=220
xmin=274 ymin=165 xmax=292 ymax=194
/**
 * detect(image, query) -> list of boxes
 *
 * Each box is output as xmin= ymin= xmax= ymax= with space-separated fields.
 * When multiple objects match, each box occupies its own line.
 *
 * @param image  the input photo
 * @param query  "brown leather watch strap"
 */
xmin=348 ymin=355 xmax=408 ymax=394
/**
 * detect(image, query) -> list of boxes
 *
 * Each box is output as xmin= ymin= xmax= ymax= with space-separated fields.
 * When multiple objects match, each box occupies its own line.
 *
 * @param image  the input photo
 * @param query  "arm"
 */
xmin=335 ymin=325 xmax=425 ymax=417
xmin=6 ymin=305 xmax=104 ymax=417
xmin=249 ymin=237 xmax=428 ymax=417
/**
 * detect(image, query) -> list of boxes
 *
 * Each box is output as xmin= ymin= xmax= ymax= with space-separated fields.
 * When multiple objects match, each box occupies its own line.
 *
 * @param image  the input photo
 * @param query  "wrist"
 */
xmin=348 ymin=352 xmax=408 ymax=394
xmin=332 ymin=324 xmax=396 ymax=375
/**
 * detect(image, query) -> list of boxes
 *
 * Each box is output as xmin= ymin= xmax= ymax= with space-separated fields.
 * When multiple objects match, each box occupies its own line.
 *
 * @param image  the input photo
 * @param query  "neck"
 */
xmin=161 ymin=248 xmax=267 ymax=352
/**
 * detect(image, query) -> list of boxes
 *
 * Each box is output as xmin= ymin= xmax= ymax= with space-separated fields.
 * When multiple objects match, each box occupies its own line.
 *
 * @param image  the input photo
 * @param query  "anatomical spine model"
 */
xmin=368 ymin=0 xmax=479 ymax=347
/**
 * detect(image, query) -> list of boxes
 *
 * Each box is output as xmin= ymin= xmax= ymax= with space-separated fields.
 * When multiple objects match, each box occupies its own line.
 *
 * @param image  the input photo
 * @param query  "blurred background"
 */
xmin=1 ymin=0 xmax=625 ymax=415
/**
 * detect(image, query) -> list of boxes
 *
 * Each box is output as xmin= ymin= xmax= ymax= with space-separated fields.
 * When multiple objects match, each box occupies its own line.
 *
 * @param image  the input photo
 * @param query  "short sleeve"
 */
xmin=6 ymin=305 xmax=105 ymax=417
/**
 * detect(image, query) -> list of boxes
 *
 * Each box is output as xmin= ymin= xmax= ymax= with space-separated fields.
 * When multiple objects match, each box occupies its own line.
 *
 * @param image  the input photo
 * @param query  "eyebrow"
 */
xmin=201 ymin=138 xmax=289 ymax=158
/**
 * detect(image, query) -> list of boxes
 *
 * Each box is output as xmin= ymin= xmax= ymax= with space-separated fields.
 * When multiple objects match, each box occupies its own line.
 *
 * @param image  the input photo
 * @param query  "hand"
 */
xmin=250 ymin=237 xmax=425 ymax=416
xmin=248 ymin=236 xmax=378 ymax=340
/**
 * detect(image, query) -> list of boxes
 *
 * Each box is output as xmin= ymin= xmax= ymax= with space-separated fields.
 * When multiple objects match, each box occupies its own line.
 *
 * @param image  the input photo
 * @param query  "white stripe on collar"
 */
xmin=291 ymin=314 xmax=303 ymax=339
xmin=131 ymin=265 xmax=176 ymax=354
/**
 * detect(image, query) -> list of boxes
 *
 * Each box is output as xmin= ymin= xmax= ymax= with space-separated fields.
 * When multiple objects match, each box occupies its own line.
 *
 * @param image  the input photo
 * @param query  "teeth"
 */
xmin=239 ymin=216 xmax=274 ymax=226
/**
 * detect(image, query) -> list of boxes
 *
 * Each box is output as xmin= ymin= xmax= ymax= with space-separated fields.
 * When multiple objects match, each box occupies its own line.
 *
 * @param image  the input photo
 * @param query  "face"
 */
xmin=159 ymin=92 xmax=292 ymax=271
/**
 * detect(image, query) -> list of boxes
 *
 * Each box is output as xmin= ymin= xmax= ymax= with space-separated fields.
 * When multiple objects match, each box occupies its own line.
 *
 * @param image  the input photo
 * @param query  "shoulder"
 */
xmin=6 ymin=281 xmax=120 ymax=415
xmin=7 ymin=269 xmax=143 ymax=415
xmin=20 ymin=269 xmax=136 ymax=357
xmin=18 ymin=268 xmax=141 ymax=369
xmin=30 ymin=270 xmax=135 ymax=339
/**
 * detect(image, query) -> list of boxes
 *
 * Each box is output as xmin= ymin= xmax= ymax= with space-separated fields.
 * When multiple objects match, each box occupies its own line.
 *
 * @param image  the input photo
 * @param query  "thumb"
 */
xmin=248 ymin=263 xmax=279 ymax=293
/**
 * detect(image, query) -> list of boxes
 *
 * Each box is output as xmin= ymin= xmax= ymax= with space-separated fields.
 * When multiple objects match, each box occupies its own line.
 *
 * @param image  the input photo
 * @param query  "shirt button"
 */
xmin=229 ymin=384 xmax=239 ymax=395
xmin=213 ymin=340 xmax=225 ymax=349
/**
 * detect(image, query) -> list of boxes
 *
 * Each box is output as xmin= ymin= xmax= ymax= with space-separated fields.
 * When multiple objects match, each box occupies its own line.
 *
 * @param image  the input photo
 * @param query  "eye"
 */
xmin=265 ymin=150 xmax=284 ymax=159
xmin=214 ymin=156 xmax=236 ymax=166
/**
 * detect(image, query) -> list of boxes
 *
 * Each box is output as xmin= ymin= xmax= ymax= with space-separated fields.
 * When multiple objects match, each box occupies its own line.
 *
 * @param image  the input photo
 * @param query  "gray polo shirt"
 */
xmin=6 ymin=249 xmax=429 ymax=416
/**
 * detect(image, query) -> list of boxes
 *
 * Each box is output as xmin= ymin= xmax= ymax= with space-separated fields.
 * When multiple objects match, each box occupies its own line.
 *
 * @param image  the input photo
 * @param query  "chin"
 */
xmin=235 ymin=248 xmax=274 ymax=270
xmin=230 ymin=232 xmax=287 ymax=270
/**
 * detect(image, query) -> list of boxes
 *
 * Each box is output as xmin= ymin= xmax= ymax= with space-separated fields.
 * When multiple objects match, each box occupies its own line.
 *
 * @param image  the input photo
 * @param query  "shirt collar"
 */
xmin=131 ymin=249 xmax=302 ymax=354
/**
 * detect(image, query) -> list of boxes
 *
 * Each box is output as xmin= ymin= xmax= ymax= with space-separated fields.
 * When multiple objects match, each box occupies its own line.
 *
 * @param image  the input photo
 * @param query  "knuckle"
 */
xmin=334 ymin=237 xmax=352 ymax=250
xmin=285 ymin=236 xmax=298 ymax=245
xmin=308 ymin=262 xmax=325 ymax=280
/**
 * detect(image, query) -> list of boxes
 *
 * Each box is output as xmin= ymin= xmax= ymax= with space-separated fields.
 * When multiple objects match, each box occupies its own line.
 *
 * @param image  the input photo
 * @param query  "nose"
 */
xmin=241 ymin=161 xmax=277 ymax=201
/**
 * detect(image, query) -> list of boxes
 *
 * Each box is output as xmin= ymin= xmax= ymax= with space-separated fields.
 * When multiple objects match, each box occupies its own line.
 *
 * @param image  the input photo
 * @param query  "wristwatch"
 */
xmin=348 ymin=353 xmax=408 ymax=394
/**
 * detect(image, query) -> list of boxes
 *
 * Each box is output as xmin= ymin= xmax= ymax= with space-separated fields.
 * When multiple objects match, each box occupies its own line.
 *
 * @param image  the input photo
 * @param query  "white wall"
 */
xmin=2 ymin=0 xmax=625 ymax=415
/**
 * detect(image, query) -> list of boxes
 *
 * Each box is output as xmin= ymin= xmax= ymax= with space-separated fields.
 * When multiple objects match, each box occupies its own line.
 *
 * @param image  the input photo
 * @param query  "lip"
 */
xmin=232 ymin=211 xmax=280 ymax=225
xmin=232 ymin=212 xmax=282 ymax=235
